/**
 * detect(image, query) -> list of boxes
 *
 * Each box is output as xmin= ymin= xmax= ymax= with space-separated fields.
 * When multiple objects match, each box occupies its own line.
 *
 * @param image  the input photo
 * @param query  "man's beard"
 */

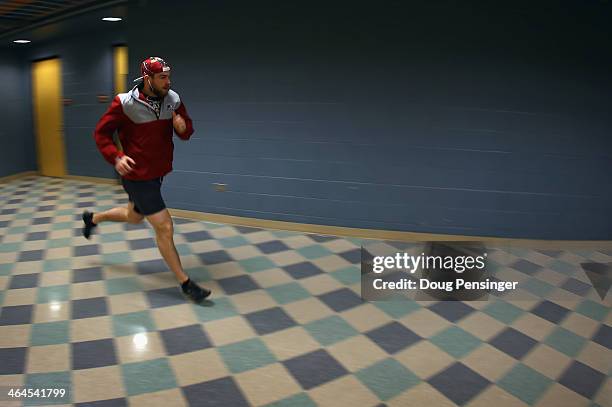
xmin=152 ymin=85 xmax=169 ymax=98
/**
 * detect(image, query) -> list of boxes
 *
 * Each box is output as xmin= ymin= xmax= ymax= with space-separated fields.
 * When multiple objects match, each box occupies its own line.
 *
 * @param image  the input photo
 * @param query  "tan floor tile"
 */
xmin=70 ymin=316 xmax=113 ymax=342
xmin=522 ymin=344 xmax=573 ymax=380
xmin=282 ymin=235 xmax=315 ymax=250
xmin=130 ymin=248 xmax=161 ymax=263
xmin=267 ymin=250 xmax=307 ymax=267
xmin=460 ymin=344 xmax=517 ymax=382
xmin=457 ymin=311 xmax=507 ymax=341
xmin=3 ymin=288 xmax=37 ymax=306
xmin=511 ymin=313 xmax=556 ymax=341
xmin=249 ymin=268 xmax=294 ymax=288
xmin=339 ymin=303 xmax=391 ymax=333
xmin=206 ymin=262 xmax=244 ymax=279
xmin=186 ymin=239 xmax=222 ymax=254
xmin=308 ymin=375 xmax=379 ymax=407
xmin=39 ymin=270 xmax=71 ymax=287
xmin=116 ymin=332 xmax=166 ymax=364
xmin=576 ymin=341 xmax=612 ymax=374
xmin=20 ymin=241 xmax=46 ymax=251
xmin=0 ymin=324 xmax=31 ymax=348
xmin=26 ymin=344 xmax=70 ymax=373
xmin=236 ymin=363 xmax=302 ymax=406
xmin=128 ymin=388 xmax=187 ymax=407
xmin=108 ymin=291 xmax=149 ymax=314
xmin=0 ymin=252 xmax=18 ymax=264
xmin=204 ymin=316 xmax=257 ymax=346
xmin=226 ymin=245 xmax=262 ymax=261
xmin=242 ymin=230 xmax=277 ymax=244
xmin=534 ymin=383 xmax=590 ymax=407
xmin=395 ymin=341 xmax=454 ymax=379
xmin=322 ymin=239 xmax=358 ymax=253
xmin=326 ymin=335 xmax=389 ymax=373
xmin=13 ymin=261 xmax=43 ymax=274
xmin=283 ymin=297 xmax=334 ymax=325
xmin=33 ymin=301 xmax=70 ymax=323
xmin=398 ymin=308 xmax=451 ymax=338
xmin=208 ymin=226 xmax=238 ymax=239
xmin=299 ymin=274 xmax=344 ymax=296
xmin=170 ymin=348 xmax=230 ymax=386
xmin=560 ymin=312 xmax=601 ymax=339
xmin=71 ymin=281 xmax=107 ymax=300
xmin=262 ymin=326 xmax=321 ymax=361
xmin=387 ymin=382 xmax=456 ymax=407
xmin=150 ymin=304 xmax=199 ymax=331
xmin=466 ymin=385 xmax=527 ymax=407
xmin=311 ymin=255 xmax=352 ymax=273
xmin=229 ymin=290 xmax=277 ymax=314
xmin=594 ymin=377 xmax=610 ymax=406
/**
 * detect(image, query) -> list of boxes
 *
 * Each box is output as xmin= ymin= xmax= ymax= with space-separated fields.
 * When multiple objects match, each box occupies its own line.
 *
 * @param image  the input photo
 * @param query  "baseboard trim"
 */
xmin=0 ymin=171 xmax=39 ymax=183
xmin=62 ymin=175 xmax=120 ymax=185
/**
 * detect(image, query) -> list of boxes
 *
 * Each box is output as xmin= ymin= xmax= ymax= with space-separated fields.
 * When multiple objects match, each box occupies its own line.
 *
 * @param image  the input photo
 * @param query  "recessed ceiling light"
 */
xmin=102 ymin=17 xmax=122 ymax=22
xmin=13 ymin=39 xmax=31 ymax=43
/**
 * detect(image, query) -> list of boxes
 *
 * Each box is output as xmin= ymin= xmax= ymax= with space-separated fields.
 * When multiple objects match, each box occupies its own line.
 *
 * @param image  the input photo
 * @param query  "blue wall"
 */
xmin=20 ymin=14 xmax=126 ymax=179
xmin=127 ymin=0 xmax=612 ymax=240
xmin=0 ymin=49 xmax=36 ymax=177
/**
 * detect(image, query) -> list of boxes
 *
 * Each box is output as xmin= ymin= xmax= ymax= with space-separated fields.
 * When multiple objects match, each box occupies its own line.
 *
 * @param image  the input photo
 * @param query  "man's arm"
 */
xmin=94 ymin=96 xmax=127 ymax=164
xmin=173 ymin=101 xmax=194 ymax=140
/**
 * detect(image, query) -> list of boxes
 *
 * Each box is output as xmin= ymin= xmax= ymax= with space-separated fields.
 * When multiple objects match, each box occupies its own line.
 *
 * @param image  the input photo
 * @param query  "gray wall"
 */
xmin=0 ymin=49 xmax=36 ymax=177
xmin=128 ymin=0 xmax=612 ymax=240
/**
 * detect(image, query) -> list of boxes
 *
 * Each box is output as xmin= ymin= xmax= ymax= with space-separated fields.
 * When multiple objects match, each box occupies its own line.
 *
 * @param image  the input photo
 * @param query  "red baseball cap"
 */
xmin=133 ymin=56 xmax=171 ymax=83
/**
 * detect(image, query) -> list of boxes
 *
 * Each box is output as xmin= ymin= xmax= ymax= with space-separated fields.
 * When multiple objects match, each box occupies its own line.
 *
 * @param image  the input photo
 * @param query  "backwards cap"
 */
xmin=133 ymin=56 xmax=171 ymax=83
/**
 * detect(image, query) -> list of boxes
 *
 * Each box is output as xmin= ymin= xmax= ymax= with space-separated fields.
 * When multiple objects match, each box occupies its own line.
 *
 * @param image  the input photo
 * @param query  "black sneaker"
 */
xmin=82 ymin=210 xmax=97 ymax=239
xmin=181 ymin=279 xmax=211 ymax=303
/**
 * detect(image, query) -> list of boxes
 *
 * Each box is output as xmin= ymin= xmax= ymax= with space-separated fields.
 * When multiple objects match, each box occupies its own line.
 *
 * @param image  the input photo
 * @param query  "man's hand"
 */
xmin=115 ymin=155 xmax=136 ymax=176
xmin=172 ymin=111 xmax=187 ymax=135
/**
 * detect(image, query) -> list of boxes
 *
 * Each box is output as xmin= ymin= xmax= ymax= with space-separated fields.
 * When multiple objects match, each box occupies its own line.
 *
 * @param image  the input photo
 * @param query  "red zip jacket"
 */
xmin=94 ymin=85 xmax=194 ymax=180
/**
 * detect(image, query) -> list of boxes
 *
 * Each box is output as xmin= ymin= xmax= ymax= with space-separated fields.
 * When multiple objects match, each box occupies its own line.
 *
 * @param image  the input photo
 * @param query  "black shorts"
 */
xmin=121 ymin=177 xmax=166 ymax=216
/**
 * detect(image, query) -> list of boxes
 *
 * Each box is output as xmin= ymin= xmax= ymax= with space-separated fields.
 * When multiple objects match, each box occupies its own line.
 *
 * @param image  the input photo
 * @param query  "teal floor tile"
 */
xmin=105 ymin=277 xmax=143 ymax=296
xmin=37 ymin=285 xmax=70 ymax=304
xmin=482 ymin=300 xmax=524 ymax=324
xmin=356 ymin=358 xmax=420 ymax=401
xmin=30 ymin=321 xmax=70 ymax=346
xmin=193 ymin=297 xmax=238 ymax=322
xmin=218 ymin=338 xmax=277 ymax=374
xmin=46 ymin=238 xmax=73 ymax=249
xmin=0 ymin=263 xmax=13 ymax=276
xmin=266 ymin=282 xmax=311 ymax=305
xmin=43 ymin=259 xmax=72 ymax=273
xmin=0 ymin=242 xmax=21 ymax=253
xmin=544 ymin=327 xmax=587 ymax=357
xmin=112 ymin=310 xmax=156 ymax=337
xmin=497 ymin=363 xmax=552 ymax=405
xmin=175 ymin=243 xmax=193 ymax=256
xmin=374 ymin=300 xmax=421 ymax=319
xmin=101 ymin=252 xmax=132 ymax=265
xmin=304 ymin=315 xmax=360 ymax=346
xmin=521 ymin=278 xmax=555 ymax=297
xmin=100 ymin=232 xmax=129 ymax=244
xmin=239 ymin=256 xmax=277 ymax=273
xmin=330 ymin=266 xmax=361 ymax=285
xmin=297 ymin=245 xmax=333 ymax=260
xmin=218 ymin=235 xmax=250 ymax=248
xmin=122 ymin=358 xmax=177 ymax=396
xmin=24 ymin=371 xmax=71 ymax=405
xmin=264 ymin=393 xmax=317 ymax=407
xmin=430 ymin=326 xmax=482 ymax=358
xmin=575 ymin=299 xmax=609 ymax=321
xmin=51 ymin=222 xmax=73 ymax=231
xmin=549 ymin=259 xmax=577 ymax=275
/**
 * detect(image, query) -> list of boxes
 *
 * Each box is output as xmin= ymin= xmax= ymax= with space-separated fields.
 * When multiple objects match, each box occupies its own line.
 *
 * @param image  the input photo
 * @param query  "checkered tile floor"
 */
xmin=0 ymin=176 xmax=610 ymax=406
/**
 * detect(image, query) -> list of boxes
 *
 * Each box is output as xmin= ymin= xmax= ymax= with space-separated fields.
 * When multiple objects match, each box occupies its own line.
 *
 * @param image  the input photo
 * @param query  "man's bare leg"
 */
xmin=92 ymin=202 xmax=144 ymax=224
xmin=146 ymin=208 xmax=210 ymax=302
